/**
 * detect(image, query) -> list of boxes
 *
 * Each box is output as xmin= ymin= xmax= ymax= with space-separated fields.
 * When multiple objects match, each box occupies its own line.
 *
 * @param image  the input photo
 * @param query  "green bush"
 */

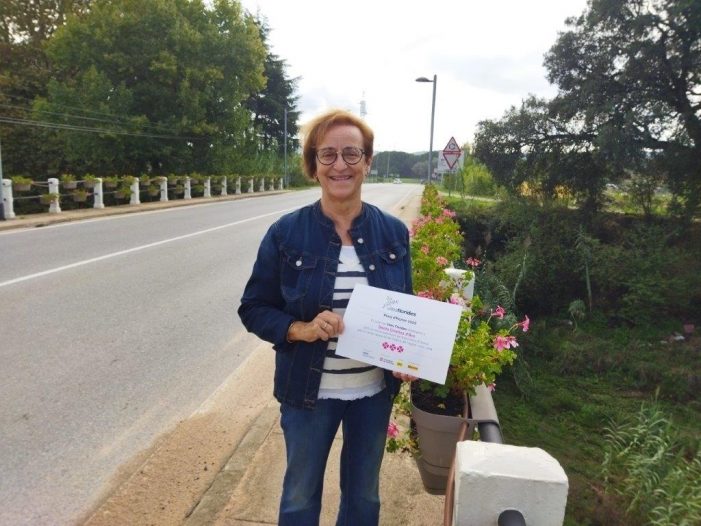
xmin=452 ymin=200 xmax=701 ymax=324
xmin=601 ymin=403 xmax=701 ymax=526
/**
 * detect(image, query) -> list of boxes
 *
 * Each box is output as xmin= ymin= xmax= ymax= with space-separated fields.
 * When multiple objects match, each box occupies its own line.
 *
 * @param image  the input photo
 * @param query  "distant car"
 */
xmin=392 ymin=178 xmax=402 ymax=184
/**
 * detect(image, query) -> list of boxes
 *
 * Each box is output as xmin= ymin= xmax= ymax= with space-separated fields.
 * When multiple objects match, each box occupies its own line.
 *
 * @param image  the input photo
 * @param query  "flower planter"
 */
xmin=410 ymin=390 xmax=470 ymax=494
xmin=40 ymin=194 xmax=58 ymax=205
xmin=62 ymin=181 xmax=77 ymax=190
xmin=13 ymin=183 xmax=31 ymax=192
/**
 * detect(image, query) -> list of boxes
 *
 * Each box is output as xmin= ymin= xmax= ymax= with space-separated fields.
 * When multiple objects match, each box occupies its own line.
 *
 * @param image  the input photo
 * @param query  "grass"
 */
xmin=491 ymin=319 xmax=700 ymax=525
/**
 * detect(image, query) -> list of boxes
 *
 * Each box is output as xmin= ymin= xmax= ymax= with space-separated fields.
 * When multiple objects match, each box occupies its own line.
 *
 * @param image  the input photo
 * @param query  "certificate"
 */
xmin=335 ymin=284 xmax=462 ymax=384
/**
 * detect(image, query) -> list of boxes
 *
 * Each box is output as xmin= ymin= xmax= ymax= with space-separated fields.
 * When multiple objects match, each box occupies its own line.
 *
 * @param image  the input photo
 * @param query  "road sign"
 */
xmin=438 ymin=137 xmax=463 ymax=173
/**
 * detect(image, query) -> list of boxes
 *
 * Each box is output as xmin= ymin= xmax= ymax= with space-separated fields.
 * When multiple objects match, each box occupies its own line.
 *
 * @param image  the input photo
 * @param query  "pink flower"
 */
xmin=449 ymin=293 xmax=466 ymax=307
xmin=417 ymin=290 xmax=434 ymax=299
xmin=494 ymin=335 xmax=519 ymax=352
xmin=420 ymin=244 xmax=430 ymax=255
xmin=492 ymin=306 xmax=506 ymax=319
xmin=465 ymin=257 xmax=481 ymax=268
xmin=435 ymin=256 xmax=449 ymax=267
xmin=387 ymin=421 xmax=399 ymax=439
xmin=442 ymin=208 xmax=456 ymax=218
xmin=519 ymin=315 xmax=530 ymax=332
xmin=487 ymin=383 xmax=496 ymax=392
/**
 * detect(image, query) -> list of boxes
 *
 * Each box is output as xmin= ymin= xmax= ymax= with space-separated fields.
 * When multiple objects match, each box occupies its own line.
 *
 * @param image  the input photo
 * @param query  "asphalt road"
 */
xmin=0 ymin=184 xmax=421 ymax=525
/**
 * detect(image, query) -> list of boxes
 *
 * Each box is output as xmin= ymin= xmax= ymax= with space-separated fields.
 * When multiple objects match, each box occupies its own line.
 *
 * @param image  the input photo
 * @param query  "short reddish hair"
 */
xmin=300 ymin=109 xmax=374 ymax=180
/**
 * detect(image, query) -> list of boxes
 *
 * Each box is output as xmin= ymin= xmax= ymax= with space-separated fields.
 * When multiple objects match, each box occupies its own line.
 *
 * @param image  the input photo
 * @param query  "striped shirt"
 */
xmin=317 ymin=245 xmax=385 ymax=400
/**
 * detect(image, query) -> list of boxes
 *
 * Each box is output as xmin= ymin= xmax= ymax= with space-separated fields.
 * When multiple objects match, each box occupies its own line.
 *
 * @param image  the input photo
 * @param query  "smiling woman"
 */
xmin=238 ymin=108 xmax=414 ymax=526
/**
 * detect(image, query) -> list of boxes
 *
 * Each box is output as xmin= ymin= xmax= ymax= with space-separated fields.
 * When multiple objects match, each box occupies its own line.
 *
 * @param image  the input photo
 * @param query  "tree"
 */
xmin=0 ymin=0 xmax=92 ymax=178
xmin=0 ymin=0 xmax=91 ymax=45
xmin=246 ymin=17 xmax=299 ymax=158
xmin=473 ymin=96 xmax=609 ymax=213
xmin=37 ymin=0 xmax=266 ymax=175
xmin=544 ymin=0 xmax=701 ymax=221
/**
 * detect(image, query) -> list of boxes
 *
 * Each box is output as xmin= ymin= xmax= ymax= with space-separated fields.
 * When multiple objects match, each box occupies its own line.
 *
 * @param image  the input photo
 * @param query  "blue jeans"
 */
xmin=278 ymin=389 xmax=393 ymax=526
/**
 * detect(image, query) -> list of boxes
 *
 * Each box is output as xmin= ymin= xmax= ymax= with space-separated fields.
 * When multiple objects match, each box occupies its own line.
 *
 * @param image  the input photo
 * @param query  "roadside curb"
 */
xmin=184 ymin=400 xmax=280 ymax=526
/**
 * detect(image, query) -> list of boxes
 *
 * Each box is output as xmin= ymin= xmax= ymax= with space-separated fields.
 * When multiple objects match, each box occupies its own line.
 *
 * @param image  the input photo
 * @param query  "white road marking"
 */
xmin=0 ymin=207 xmax=296 ymax=289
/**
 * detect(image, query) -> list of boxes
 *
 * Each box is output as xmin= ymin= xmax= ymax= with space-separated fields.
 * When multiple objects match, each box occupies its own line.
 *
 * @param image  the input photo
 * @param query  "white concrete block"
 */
xmin=453 ymin=441 xmax=568 ymax=526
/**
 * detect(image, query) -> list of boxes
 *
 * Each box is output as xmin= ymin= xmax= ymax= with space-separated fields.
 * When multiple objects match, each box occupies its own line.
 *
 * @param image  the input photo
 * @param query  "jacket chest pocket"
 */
xmin=280 ymin=249 xmax=319 ymax=302
xmin=377 ymin=244 xmax=408 ymax=292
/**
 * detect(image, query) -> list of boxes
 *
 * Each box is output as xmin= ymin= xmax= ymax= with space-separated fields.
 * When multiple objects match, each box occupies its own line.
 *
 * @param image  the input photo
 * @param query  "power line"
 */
xmin=0 ymin=115 xmax=201 ymax=141
xmin=0 ymin=101 xmax=190 ymax=136
xmin=0 ymin=94 xmax=201 ymax=137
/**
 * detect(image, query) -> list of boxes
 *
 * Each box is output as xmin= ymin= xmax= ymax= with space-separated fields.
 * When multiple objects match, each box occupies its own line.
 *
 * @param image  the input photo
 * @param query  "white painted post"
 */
xmin=184 ymin=177 xmax=192 ymax=200
xmin=93 ymin=178 xmax=105 ymax=209
xmin=453 ymin=442 xmax=568 ymax=526
xmin=1 ymin=179 xmax=16 ymax=219
xmin=159 ymin=177 xmax=168 ymax=202
xmin=259 ymin=177 xmax=265 ymax=192
xmin=48 ymin=178 xmax=61 ymax=214
xmin=278 ymin=177 xmax=284 ymax=190
xmin=248 ymin=177 xmax=254 ymax=193
xmin=221 ymin=176 xmax=227 ymax=196
xmin=129 ymin=177 xmax=140 ymax=205
xmin=235 ymin=176 xmax=241 ymax=194
xmin=204 ymin=177 xmax=211 ymax=198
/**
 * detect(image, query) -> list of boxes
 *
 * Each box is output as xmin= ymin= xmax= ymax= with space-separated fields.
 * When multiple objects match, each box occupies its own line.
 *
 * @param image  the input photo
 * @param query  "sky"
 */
xmin=238 ymin=0 xmax=589 ymax=154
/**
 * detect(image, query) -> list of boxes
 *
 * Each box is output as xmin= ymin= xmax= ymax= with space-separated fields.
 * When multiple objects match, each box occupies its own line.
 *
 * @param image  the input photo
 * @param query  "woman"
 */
xmin=238 ymin=109 xmax=414 ymax=526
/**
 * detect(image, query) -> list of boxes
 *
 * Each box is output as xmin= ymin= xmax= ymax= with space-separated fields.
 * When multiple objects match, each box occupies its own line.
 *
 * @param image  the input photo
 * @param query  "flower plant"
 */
xmin=387 ymin=184 xmax=527 ymax=453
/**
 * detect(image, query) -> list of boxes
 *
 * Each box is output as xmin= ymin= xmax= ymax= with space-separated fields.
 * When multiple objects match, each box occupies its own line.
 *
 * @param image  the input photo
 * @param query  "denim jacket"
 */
xmin=238 ymin=200 xmax=413 ymax=409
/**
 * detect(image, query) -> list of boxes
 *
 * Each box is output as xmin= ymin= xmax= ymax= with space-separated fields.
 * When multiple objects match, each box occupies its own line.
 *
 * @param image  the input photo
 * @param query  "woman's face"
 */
xmin=315 ymin=124 xmax=371 ymax=204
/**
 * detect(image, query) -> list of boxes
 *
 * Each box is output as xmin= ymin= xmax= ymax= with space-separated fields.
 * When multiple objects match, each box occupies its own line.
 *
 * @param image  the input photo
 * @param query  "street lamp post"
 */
xmin=416 ymin=74 xmax=437 ymax=183
xmin=283 ymin=108 xmax=288 ymax=188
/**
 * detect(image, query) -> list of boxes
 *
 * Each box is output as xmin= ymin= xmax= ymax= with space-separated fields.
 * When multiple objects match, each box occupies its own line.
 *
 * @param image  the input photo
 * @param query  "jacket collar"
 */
xmin=312 ymin=199 xmax=369 ymax=231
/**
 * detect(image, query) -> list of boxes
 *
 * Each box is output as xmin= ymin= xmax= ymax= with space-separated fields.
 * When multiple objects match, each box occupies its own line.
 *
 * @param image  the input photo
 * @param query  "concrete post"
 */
xmin=278 ymin=177 xmax=284 ymax=190
xmin=248 ymin=177 xmax=254 ymax=193
xmin=259 ymin=177 xmax=265 ymax=192
xmin=235 ymin=177 xmax=241 ymax=195
xmin=184 ymin=177 xmax=192 ymax=200
xmin=48 ymin=178 xmax=61 ymax=214
xmin=204 ymin=177 xmax=211 ymax=198
xmin=129 ymin=177 xmax=140 ymax=205
xmin=1 ymin=179 xmax=16 ymax=219
xmin=157 ymin=177 xmax=167 ymax=202
xmin=453 ymin=442 xmax=568 ymax=526
xmin=93 ymin=178 xmax=105 ymax=209
xmin=221 ymin=176 xmax=227 ymax=196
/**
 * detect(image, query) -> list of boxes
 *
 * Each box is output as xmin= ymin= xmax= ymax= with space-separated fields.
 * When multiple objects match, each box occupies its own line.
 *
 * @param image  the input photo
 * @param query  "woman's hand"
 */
xmin=287 ymin=312 xmax=344 ymax=343
xmin=392 ymin=372 xmax=418 ymax=382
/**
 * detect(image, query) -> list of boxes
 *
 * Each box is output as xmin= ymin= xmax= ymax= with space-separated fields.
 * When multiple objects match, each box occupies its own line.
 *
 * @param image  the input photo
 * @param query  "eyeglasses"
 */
xmin=315 ymin=147 xmax=365 ymax=165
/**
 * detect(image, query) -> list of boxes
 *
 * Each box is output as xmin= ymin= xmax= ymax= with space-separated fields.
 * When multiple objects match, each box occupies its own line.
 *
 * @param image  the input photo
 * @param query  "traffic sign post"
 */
xmin=437 ymin=136 xmax=463 ymax=174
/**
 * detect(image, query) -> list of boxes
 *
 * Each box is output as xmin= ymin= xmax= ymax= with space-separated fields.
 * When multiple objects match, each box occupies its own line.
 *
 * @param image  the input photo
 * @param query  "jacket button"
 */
xmin=295 ymin=259 xmax=302 ymax=267
xmin=357 ymin=238 xmax=364 ymax=244
xmin=369 ymin=264 xmax=376 ymax=271
xmin=389 ymin=253 xmax=396 ymax=260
